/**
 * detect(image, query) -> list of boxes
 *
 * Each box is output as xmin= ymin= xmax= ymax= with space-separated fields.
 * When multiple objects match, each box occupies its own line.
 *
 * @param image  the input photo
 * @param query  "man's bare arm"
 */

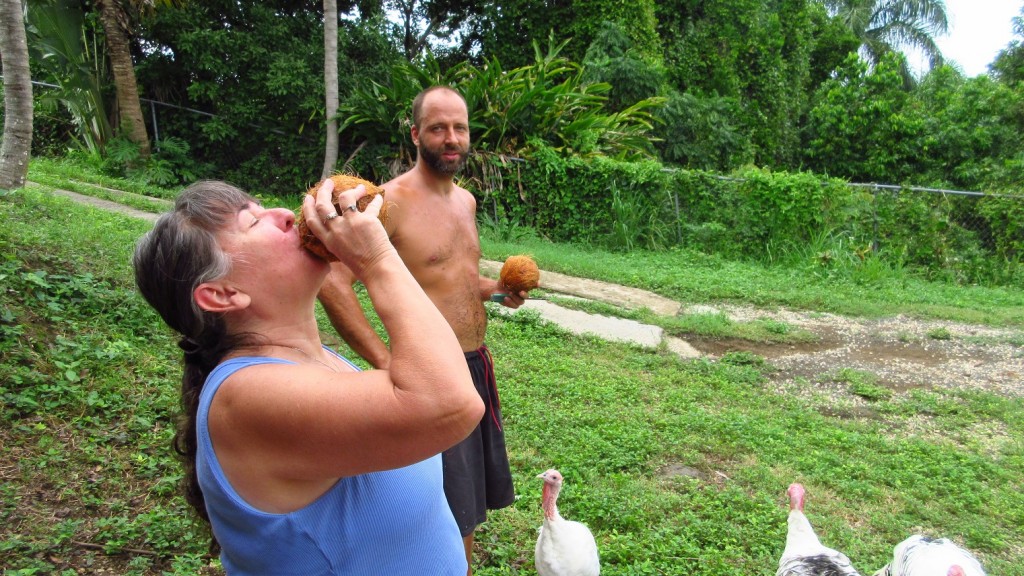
xmin=318 ymin=262 xmax=392 ymax=369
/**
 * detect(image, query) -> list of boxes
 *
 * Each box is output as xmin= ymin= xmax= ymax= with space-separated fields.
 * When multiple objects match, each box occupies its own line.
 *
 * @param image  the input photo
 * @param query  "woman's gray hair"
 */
xmin=131 ymin=180 xmax=259 ymax=548
xmin=132 ymin=180 xmax=254 ymax=342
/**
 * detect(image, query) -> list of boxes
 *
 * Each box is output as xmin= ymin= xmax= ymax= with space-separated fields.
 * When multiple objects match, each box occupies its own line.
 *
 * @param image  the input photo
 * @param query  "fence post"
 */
xmin=871 ymin=184 xmax=879 ymax=254
xmin=671 ymin=186 xmax=681 ymax=245
xmin=150 ymin=100 xmax=160 ymax=152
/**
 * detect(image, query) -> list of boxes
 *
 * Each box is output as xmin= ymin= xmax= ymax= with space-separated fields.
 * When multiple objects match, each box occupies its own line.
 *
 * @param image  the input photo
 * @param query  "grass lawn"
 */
xmin=2 ymin=163 xmax=1022 ymax=575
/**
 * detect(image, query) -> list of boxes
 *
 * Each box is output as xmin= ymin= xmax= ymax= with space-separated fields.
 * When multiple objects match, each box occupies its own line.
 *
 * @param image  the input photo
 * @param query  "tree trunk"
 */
xmin=97 ymin=0 xmax=151 ymax=159
xmin=0 ymin=0 xmax=33 ymax=190
xmin=321 ymin=0 xmax=339 ymax=178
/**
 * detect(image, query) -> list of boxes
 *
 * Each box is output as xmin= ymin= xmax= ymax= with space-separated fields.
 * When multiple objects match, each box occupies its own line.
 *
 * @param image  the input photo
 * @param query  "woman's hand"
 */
xmin=302 ymin=179 xmax=394 ymax=279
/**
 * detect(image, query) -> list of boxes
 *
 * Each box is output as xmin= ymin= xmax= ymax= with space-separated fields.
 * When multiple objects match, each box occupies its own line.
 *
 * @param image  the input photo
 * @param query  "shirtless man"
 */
xmin=317 ymin=86 xmax=528 ymax=574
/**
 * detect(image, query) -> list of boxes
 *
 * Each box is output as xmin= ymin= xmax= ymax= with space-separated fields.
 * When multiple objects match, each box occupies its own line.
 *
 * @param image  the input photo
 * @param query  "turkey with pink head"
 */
xmin=535 ymin=468 xmax=600 ymax=576
xmin=777 ymin=483 xmax=862 ymax=576
xmin=873 ymin=534 xmax=985 ymax=576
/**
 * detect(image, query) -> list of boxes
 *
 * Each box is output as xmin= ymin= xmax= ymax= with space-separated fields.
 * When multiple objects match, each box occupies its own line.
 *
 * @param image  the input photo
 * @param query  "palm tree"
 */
xmin=94 ymin=0 xmax=151 ymax=159
xmin=92 ymin=0 xmax=185 ymax=160
xmin=322 ymin=0 xmax=339 ymax=178
xmin=823 ymin=0 xmax=948 ymax=80
xmin=0 ymin=0 xmax=33 ymax=190
xmin=992 ymin=6 xmax=1024 ymax=86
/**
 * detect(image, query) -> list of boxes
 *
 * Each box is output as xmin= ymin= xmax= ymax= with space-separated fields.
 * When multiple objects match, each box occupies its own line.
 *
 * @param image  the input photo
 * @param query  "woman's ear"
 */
xmin=194 ymin=281 xmax=251 ymax=313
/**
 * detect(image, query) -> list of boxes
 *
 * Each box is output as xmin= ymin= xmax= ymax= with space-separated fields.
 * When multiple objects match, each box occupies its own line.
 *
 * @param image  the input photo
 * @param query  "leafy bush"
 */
xmin=670 ymin=166 xmax=861 ymax=259
xmin=604 ymin=179 xmax=671 ymax=252
xmin=476 ymin=147 xmax=1021 ymax=286
xmin=501 ymin=144 xmax=669 ymax=243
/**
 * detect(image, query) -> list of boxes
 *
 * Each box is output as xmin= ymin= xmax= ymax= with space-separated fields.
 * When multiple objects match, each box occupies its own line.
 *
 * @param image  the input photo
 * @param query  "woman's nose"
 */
xmin=271 ymin=207 xmax=295 ymax=230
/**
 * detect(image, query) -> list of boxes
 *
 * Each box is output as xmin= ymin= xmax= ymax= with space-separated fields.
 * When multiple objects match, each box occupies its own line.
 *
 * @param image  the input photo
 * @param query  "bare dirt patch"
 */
xmin=681 ymin=304 xmax=1023 ymax=398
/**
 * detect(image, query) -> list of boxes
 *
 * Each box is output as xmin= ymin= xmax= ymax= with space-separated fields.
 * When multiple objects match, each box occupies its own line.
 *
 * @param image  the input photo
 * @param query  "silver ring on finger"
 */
xmin=342 ymin=204 xmax=358 ymax=215
xmin=322 ymin=211 xmax=340 ymax=225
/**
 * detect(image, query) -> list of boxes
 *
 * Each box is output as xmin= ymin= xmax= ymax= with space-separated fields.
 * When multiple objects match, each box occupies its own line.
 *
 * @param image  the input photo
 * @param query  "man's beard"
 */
xmin=419 ymin=143 xmax=468 ymax=175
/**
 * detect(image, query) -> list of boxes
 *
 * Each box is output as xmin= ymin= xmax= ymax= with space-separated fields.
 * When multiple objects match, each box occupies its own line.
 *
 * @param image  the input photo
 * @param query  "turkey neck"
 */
xmin=788 ymin=484 xmax=805 ymax=512
xmin=541 ymin=482 xmax=560 ymax=521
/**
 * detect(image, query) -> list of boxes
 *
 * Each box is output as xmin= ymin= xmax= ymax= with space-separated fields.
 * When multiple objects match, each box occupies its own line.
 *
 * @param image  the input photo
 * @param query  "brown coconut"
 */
xmin=296 ymin=174 xmax=391 ymax=261
xmin=499 ymin=255 xmax=540 ymax=294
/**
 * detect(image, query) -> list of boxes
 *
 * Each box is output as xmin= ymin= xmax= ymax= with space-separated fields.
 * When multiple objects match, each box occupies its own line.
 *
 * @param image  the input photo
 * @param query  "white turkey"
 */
xmin=534 ymin=468 xmax=600 ymax=576
xmin=873 ymin=534 xmax=986 ymax=576
xmin=778 ymin=482 xmax=862 ymax=576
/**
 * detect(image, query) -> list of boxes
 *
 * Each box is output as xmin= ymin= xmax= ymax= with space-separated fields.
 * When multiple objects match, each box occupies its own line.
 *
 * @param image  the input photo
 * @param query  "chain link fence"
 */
xmin=657 ymin=174 xmax=1024 ymax=285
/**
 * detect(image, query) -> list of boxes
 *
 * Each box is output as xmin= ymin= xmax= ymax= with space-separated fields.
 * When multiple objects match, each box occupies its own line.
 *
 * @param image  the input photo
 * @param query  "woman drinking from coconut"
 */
xmin=132 ymin=177 xmax=483 ymax=575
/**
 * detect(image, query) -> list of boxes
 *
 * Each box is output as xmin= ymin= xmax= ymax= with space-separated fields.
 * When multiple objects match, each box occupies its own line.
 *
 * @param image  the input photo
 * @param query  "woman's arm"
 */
xmin=210 ymin=183 xmax=482 ymax=495
xmin=318 ymin=262 xmax=392 ymax=369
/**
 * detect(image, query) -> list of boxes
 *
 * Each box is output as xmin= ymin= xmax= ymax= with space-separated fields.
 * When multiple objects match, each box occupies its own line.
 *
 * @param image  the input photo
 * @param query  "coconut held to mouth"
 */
xmin=296 ymin=174 xmax=391 ymax=261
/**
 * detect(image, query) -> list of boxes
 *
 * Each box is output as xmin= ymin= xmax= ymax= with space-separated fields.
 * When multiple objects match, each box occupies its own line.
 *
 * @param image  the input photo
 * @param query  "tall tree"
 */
xmin=582 ymin=20 xmax=664 ymax=114
xmin=454 ymin=0 xmax=559 ymax=68
xmin=822 ymin=0 xmax=948 ymax=82
xmin=0 ymin=0 xmax=33 ymax=190
xmin=991 ymin=6 xmax=1024 ymax=86
xmin=322 ymin=0 xmax=339 ymax=178
xmin=133 ymin=0 xmax=396 ymax=193
xmin=95 ymin=0 xmax=151 ymax=158
xmin=386 ymin=0 xmax=479 ymax=61
xmin=803 ymin=52 xmax=919 ymax=182
xmin=459 ymin=0 xmax=657 ymax=70
xmin=657 ymin=0 xmax=819 ymax=168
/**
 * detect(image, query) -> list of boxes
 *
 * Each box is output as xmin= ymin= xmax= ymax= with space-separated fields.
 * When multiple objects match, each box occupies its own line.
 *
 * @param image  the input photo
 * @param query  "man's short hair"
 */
xmin=411 ymin=86 xmax=466 ymax=129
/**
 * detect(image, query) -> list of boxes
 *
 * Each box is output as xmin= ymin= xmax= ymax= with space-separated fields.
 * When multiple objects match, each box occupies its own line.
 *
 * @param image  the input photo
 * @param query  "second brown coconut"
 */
xmin=499 ymin=255 xmax=541 ymax=294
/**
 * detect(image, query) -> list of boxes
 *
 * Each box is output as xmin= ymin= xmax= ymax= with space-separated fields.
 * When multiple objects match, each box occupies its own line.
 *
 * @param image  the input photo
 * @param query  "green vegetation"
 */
xmin=2 ymin=167 xmax=1022 ymax=575
xmin=7 ymin=2 xmax=1023 ymax=571
xmin=826 ymin=368 xmax=894 ymax=401
xmin=22 ymin=2 xmax=1024 ymax=197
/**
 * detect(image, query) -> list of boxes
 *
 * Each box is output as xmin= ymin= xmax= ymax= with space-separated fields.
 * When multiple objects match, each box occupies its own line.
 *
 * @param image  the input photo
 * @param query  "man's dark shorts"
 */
xmin=442 ymin=344 xmax=515 ymax=536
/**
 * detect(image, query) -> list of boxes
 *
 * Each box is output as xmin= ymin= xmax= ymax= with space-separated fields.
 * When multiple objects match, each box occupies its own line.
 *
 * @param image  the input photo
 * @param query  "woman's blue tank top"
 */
xmin=196 ymin=353 xmax=468 ymax=575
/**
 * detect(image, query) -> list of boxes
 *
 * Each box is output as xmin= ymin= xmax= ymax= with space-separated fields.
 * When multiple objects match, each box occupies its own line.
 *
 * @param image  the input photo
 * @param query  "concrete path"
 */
xmin=496 ymin=298 xmax=665 ymax=347
xmin=51 ymin=188 xmax=164 ymax=222
xmin=45 ymin=184 xmax=694 ymax=355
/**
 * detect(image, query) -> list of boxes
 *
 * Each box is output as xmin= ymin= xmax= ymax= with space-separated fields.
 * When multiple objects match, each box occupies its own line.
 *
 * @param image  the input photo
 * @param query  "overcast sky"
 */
xmin=911 ymin=1 xmax=1022 ymax=76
